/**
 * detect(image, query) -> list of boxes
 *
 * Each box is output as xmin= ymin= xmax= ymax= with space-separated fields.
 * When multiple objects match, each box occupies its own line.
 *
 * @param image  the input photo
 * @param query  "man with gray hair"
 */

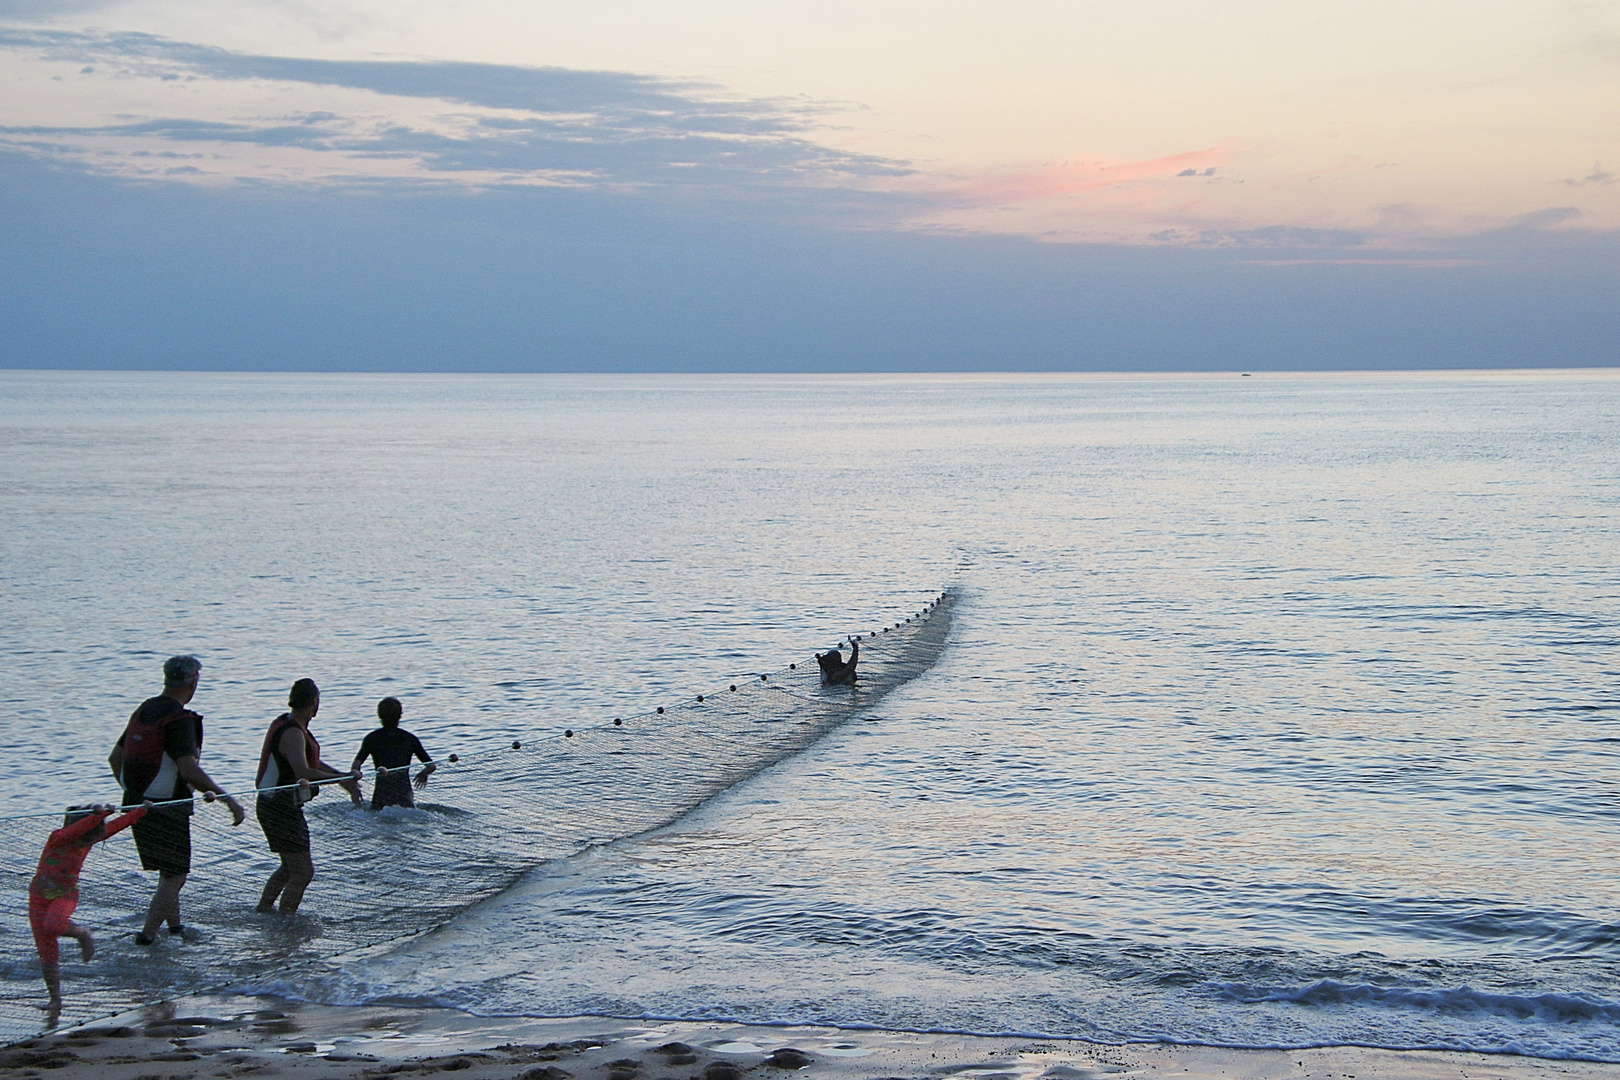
xmin=108 ymin=655 xmax=244 ymax=945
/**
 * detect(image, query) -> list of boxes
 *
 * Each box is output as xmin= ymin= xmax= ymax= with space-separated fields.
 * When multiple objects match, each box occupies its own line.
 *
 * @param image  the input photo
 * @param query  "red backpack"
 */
xmin=119 ymin=699 xmax=201 ymax=774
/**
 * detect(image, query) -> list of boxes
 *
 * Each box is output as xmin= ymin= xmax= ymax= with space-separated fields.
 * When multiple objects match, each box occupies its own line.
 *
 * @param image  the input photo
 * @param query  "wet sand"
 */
xmin=1 ymin=996 xmax=1615 ymax=1080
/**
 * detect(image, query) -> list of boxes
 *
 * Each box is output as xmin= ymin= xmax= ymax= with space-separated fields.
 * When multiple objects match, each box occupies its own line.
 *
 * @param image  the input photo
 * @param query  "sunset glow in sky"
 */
xmin=2 ymin=1 xmax=1617 ymax=369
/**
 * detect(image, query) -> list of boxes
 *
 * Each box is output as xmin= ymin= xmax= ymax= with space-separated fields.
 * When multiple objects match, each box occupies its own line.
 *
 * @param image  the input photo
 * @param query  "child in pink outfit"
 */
xmin=29 ymin=803 xmax=147 ymax=1018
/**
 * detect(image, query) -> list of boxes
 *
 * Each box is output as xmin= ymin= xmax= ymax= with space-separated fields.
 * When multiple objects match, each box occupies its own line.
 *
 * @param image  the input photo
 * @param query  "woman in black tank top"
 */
xmin=253 ymin=679 xmax=362 ymax=916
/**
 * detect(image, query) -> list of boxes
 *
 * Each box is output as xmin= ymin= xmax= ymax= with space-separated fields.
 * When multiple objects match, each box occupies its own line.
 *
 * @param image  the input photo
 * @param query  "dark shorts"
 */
xmin=132 ymin=807 xmax=192 ymax=877
xmin=370 ymin=774 xmax=415 ymax=810
xmin=256 ymin=793 xmax=310 ymax=855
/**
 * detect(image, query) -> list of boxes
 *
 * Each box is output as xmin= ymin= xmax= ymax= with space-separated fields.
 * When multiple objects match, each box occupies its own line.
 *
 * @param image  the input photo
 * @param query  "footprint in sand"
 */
xmin=654 ymin=1042 xmax=698 ymax=1067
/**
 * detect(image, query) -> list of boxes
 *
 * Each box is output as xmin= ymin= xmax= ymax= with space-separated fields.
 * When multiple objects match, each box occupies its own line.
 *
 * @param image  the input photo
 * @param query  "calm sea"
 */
xmin=2 ymin=370 xmax=1618 ymax=1059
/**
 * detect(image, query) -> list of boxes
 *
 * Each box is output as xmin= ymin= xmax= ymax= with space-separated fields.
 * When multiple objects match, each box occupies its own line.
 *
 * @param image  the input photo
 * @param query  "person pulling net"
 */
xmin=27 ymin=803 xmax=148 ymax=1027
xmin=817 ymin=638 xmax=859 ymax=684
xmin=106 ymin=654 xmax=245 ymax=948
xmin=0 ymin=591 xmax=956 ymax=1041
xmin=350 ymin=697 xmax=437 ymax=810
xmin=254 ymin=678 xmax=363 ymax=917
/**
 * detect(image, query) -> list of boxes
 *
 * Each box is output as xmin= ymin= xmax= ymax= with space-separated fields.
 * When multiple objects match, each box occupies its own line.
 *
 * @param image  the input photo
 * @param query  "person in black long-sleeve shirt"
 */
xmin=351 ymin=697 xmax=437 ymax=810
xmin=816 ymin=638 xmax=859 ymax=685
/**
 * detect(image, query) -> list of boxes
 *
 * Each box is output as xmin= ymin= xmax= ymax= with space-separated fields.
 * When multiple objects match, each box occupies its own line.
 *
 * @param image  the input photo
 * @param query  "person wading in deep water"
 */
xmin=29 ymin=801 xmax=149 ymax=1024
xmin=350 ymin=697 xmax=437 ymax=810
xmin=816 ymin=638 xmax=859 ymax=685
xmin=108 ymin=654 xmax=245 ymax=946
xmin=254 ymin=678 xmax=361 ymax=916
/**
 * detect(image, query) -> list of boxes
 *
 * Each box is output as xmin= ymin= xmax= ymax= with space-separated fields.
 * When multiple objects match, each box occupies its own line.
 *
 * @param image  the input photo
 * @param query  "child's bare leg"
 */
xmin=41 ymin=961 xmax=61 ymax=1008
xmin=257 ymin=864 xmax=290 ymax=913
xmin=66 ymin=923 xmax=94 ymax=962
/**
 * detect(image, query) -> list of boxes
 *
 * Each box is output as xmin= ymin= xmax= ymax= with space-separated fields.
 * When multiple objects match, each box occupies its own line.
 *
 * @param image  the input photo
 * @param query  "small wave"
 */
xmin=1214 ymin=978 xmax=1620 ymax=1024
xmin=215 ymin=970 xmax=1620 ymax=1067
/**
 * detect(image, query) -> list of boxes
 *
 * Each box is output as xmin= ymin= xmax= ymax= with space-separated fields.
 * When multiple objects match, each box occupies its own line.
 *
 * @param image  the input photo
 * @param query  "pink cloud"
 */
xmin=956 ymin=145 xmax=1229 ymax=206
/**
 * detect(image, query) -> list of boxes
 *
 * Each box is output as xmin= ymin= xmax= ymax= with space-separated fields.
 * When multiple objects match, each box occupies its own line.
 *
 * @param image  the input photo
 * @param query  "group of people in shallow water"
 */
xmin=28 ymin=642 xmax=861 ymax=1021
xmin=27 ymin=654 xmax=437 ymax=1019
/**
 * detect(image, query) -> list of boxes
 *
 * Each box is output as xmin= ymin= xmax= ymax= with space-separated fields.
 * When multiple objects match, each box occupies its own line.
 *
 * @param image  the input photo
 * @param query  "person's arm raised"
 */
xmin=56 ymin=807 xmax=113 ymax=845
xmin=101 ymin=802 xmax=151 ymax=838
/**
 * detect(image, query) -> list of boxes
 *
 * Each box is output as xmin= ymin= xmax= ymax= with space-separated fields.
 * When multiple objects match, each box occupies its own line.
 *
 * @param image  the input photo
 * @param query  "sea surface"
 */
xmin=2 ymin=370 xmax=1619 ymax=1059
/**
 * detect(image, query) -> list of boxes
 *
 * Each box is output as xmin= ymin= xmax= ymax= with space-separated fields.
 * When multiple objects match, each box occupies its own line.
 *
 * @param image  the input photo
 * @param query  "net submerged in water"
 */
xmin=0 ymin=594 xmax=955 ymax=1041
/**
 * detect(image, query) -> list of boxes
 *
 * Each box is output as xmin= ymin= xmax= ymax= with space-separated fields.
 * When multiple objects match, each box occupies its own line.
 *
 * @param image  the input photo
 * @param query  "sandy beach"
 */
xmin=1 ymin=996 xmax=1615 ymax=1080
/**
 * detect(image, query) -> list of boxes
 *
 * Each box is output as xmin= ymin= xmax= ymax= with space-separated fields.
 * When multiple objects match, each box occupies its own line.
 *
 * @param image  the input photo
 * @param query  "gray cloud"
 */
xmin=1563 ymin=164 xmax=1616 ymax=186
xmin=0 ymin=1 xmax=115 ymax=18
xmin=1498 ymin=206 xmax=1583 ymax=230
xmin=1149 ymin=224 xmax=1366 ymax=248
xmin=9 ymin=29 xmax=815 ymax=135
xmin=0 ymin=29 xmax=913 ymax=210
xmin=1221 ymin=224 xmax=1363 ymax=246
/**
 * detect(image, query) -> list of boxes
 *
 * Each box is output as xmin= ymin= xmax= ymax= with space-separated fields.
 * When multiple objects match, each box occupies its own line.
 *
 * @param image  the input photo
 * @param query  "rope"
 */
xmin=0 ymin=593 xmax=955 ymax=1042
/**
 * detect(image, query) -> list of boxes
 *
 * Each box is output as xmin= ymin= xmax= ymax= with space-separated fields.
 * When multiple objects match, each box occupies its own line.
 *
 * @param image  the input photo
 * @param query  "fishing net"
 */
xmin=0 ymin=593 xmax=954 ymax=1041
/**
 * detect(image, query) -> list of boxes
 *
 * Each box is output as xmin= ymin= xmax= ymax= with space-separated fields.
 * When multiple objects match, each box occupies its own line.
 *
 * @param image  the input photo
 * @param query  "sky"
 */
xmin=1 ymin=0 xmax=1617 ymax=371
